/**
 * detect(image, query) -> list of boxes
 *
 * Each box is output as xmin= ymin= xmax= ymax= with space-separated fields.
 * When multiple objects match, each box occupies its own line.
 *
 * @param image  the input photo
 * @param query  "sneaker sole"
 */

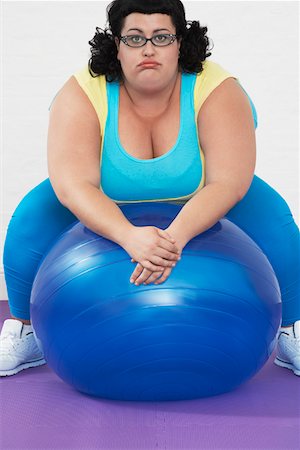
xmin=0 ymin=358 xmax=46 ymax=377
xmin=274 ymin=357 xmax=300 ymax=376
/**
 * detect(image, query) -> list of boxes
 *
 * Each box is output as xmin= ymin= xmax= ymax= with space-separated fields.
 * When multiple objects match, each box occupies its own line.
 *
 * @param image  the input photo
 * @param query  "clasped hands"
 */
xmin=123 ymin=225 xmax=186 ymax=286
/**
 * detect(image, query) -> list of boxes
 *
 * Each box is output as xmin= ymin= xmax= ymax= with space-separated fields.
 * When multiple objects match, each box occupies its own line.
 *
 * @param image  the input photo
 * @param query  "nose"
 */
xmin=142 ymin=40 xmax=155 ymax=56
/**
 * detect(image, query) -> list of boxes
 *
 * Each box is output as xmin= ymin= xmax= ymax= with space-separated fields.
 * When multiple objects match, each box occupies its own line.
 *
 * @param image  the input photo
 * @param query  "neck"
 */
xmin=121 ymin=72 xmax=180 ymax=119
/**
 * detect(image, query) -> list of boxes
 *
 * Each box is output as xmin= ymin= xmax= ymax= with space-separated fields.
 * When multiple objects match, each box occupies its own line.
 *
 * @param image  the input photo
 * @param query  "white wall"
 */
xmin=1 ymin=1 xmax=299 ymax=299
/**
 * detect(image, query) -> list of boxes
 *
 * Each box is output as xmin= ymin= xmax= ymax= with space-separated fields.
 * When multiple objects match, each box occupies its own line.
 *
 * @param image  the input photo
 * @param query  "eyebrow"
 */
xmin=126 ymin=28 xmax=171 ymax=33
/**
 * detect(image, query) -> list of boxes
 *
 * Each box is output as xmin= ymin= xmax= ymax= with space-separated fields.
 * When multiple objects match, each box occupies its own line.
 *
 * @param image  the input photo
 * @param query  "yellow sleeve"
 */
xmin=72 ymin=62 xmax=236 ymax=134
xmin=73 ymin=65 xmax=108 ymax=135
xmin=194 ymin=60 xmax=238 ymax=117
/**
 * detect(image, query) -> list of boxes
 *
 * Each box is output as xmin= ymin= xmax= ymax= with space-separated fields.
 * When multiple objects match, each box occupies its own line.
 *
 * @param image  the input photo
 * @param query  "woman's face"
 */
xmin=116 ymin=13 xmax=181 ymax=91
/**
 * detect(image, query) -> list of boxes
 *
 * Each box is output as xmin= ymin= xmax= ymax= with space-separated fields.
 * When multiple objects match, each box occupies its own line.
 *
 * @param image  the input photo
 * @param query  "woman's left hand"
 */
xmin=130 ymin=261 xmax=173 ymax=286
xmin=129 ymin=227 xmax=187 ymax=286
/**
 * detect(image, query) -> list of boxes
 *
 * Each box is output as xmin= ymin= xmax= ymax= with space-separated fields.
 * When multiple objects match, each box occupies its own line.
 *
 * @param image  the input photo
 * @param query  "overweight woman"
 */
xmin=1 ymin=0 xmax=299 ymax=378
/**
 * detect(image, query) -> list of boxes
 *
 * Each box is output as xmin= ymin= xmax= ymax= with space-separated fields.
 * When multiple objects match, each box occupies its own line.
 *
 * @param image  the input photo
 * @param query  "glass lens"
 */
xmin=126 ymin=35 xmax=146 ymax=47
xmin=152 ymin=34 xmax=174 ymax=46
xmin=125 ymin=34 xmax=175 ymax=47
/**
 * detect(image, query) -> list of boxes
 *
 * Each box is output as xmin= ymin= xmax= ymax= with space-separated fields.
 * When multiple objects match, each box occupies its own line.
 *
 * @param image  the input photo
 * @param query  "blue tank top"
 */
xmin=70 ymin=62 xmax=257 ymax=205
xmin=100 ymin=72 xmax=205 ymax=205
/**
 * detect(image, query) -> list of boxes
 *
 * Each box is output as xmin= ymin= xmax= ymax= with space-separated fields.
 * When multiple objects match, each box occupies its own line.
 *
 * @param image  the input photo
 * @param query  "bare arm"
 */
xmin=167 ymin=77 xmax=256 ymax=246
xmin=129 ymin=77 xmax=256 ymax=286
xmin=47 ymin=76 xmax=179 ymax=270
xmin=47 ymin=76 xmax=134 ymax=246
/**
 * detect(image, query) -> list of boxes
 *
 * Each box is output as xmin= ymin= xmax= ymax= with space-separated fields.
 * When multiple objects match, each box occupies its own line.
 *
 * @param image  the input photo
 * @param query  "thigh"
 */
xmin=225 ymin=175 xmax=299 ymax=284
xmin=4 ymin=178 xmax=78 ymax=257
xmin=3 ymin=178 xmax=78 ymax=319
xmin=225 ymin=175 xmax=298 ymax=242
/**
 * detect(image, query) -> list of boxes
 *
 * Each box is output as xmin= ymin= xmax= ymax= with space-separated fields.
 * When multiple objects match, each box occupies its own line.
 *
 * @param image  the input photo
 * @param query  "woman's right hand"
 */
xmin=122 ymin=226 xmax=181 ymax=271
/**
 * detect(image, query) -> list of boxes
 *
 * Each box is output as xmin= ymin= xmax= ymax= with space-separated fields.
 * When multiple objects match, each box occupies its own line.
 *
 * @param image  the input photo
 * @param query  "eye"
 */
xmin=128 ymin=35 xmax=144 ymax=43
xmin=153 ymin=34 xmax=168 ymax=43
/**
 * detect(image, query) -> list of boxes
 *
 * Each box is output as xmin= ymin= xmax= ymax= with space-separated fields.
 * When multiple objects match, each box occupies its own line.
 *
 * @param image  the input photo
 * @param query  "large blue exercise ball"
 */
xmin=30 ymin=202 xmax=281 ymax=401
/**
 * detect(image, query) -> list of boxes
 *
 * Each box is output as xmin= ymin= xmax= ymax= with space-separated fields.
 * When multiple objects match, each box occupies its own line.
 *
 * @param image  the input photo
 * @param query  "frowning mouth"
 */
xmin=138 ymin=61 xmax=160 ymax=68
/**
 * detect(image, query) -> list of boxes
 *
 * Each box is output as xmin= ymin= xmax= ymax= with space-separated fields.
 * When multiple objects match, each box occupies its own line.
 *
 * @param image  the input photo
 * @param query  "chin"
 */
xmin=138 ymin=74 xmax=165 ymax=87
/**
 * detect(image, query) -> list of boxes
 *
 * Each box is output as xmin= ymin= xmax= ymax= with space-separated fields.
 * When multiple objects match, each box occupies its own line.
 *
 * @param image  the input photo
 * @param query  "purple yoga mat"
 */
xmin=0 ymin=300 xmax=299 ymax=449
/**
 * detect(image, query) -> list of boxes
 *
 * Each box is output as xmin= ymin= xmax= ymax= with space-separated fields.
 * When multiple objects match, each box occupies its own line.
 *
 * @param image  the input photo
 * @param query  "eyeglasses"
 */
xmin=119 ymin=33 xmax=178 ymax=48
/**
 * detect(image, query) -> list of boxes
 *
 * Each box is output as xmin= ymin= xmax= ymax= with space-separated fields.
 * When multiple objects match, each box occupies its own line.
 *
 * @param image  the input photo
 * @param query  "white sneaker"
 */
xmin=0 ymin=319 xmax=46 ymax=376
xmin=274 ymin=320 xmax=300 ymax=376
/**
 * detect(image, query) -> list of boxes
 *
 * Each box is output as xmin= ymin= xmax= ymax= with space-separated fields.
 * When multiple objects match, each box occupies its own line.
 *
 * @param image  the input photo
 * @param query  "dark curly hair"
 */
xmin=88 ymin=0 xmax=213 ymax=82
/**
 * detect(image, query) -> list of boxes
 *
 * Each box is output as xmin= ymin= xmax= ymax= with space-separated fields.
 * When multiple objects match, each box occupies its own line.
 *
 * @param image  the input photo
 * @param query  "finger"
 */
xmin=142 ymin=260 xmax=167 ymax=272
xmin=154 ymin=248 xmax=181 ymax=262
xmin=157 ymin=236 xmax=180 ymax=255
xmin=150 ymin=254 xmax=178 ymax=268
xmin=134 ymin=268 xmax=154 ymax=285
xmin=157 ymin=230 xmax=180 ymax=252
xmin=143 ymin=270 xmax=164 ymax=285
xmin=154 ymin=267 xmax=172 ymax=285
xmin=157 ymin=228 xmax=176 ymax=243
xmin=131 ymin=261 xmax=164 ymax=280
xmin=163 ymin=230 xmax=177 ymax=243
xmin=130 ymin=263 xmax=144 ymax=283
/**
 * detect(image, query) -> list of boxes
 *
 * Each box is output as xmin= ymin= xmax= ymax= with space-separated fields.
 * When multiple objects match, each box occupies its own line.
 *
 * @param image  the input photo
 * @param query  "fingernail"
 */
xmin=172 ymin=263 xmax=176 ymax=267
xmin=130 ymin=279 xmax=134 ymax=283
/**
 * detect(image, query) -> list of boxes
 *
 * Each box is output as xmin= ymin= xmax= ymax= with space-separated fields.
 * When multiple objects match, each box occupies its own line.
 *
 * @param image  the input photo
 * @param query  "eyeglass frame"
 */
xmin=118 ymin=33 xmax=178 ymax=48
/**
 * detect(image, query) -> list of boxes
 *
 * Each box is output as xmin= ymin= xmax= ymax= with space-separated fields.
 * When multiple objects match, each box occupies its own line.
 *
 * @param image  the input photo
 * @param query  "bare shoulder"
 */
xmin=50 ymin=76 xmax=100 ymax=129
xmin=197 ymin=77 xmax=252 ymax=126
xmin=196 ymin=77 xmax=256 ymax=196
xmin=47 ymin=75 xmax=102 ymax=200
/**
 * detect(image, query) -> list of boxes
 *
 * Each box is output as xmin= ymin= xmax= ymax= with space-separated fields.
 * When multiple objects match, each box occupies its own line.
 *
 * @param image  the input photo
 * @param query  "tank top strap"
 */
xmin=106 ymin=71 xmax=197 ymax=147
